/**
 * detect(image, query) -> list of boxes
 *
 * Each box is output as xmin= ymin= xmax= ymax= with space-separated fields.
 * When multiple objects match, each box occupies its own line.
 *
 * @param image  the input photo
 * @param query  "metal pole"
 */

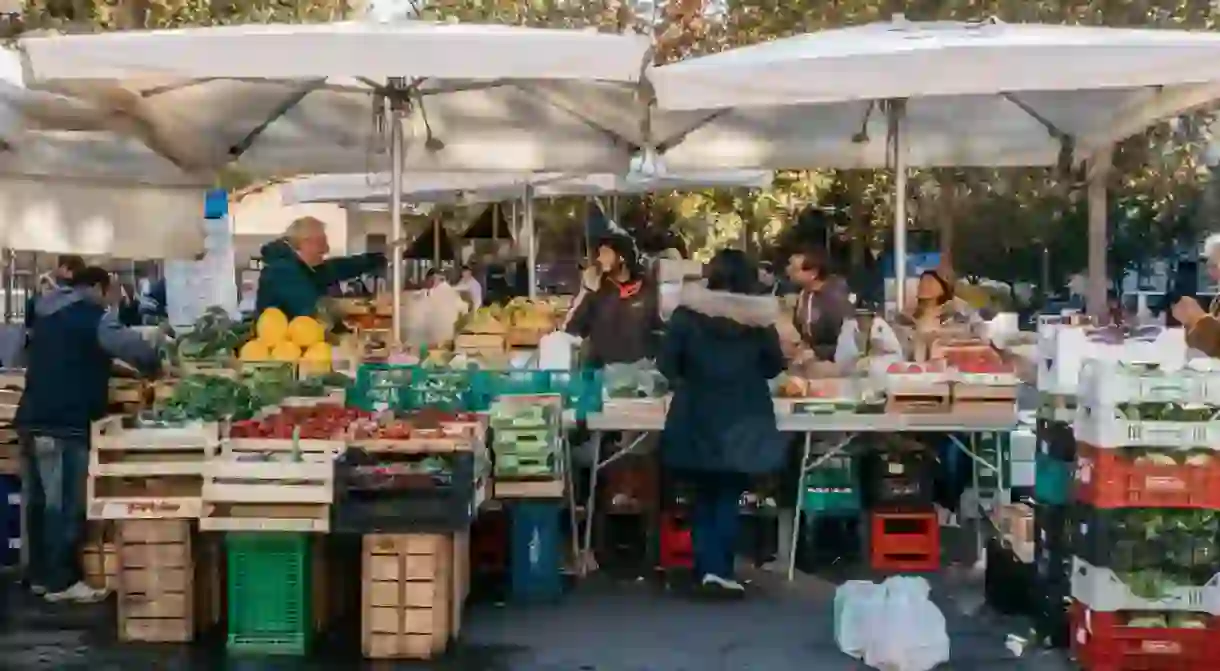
xmin=525 ymin=185 xmax=537 ymax=299
xmin=891 ymin=100 xmax=909 ymax=311
xmin=389 ymin=92 xmax=405 ymax=344
xmin=432 ymin=214 xmax=440 ymax=268
xmin=1087 ymin=147 xmax=1113 ymax=319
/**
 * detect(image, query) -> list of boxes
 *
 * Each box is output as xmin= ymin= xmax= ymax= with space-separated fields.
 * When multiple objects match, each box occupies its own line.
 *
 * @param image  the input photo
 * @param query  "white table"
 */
xmin=577 ymin=410 xmax=1017 ymax=579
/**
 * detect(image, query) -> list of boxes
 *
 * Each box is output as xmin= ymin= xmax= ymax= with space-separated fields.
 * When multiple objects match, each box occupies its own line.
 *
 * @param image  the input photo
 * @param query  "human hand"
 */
xmin=1172 ymin=296 xmax=1207 ymax=329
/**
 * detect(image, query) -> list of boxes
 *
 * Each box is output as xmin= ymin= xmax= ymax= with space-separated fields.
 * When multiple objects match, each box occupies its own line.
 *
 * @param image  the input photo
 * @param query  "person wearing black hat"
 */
xmin=565 ymin=234 xmax=660 ymax=367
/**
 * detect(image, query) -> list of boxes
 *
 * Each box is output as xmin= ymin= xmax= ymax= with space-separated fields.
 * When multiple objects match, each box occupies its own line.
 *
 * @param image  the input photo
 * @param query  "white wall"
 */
xmin=229 ymin=187 xmax=350 ymax=263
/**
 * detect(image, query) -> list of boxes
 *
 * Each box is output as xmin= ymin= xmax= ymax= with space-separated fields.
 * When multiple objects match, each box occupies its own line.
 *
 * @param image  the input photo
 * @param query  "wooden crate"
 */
xmin=886 ymin=383 xmax=951 ymax=414
xmin=116 ymin=519 xmax=194 ymax=643
xmin=108 ymin=380 xmax=146 ymax=406
xmin=0 ymin=386 xmax=20 ymax=422
xmin=87 ymin=416 xmax=219 ymax=520
xmin=0 ymin=434 xmax=19 ymax=475
xmin=82 ymin=521 xmax=118 ymax=591
xmin=361 ymin=533 xmax=466 ymax=660
xmin=200 ymin=438 xmax=340 ymax=532
xmin=454 ymin=333 xmax=506 ymax=353
xmin=952 ymin=384 xmax=1018 ymax=417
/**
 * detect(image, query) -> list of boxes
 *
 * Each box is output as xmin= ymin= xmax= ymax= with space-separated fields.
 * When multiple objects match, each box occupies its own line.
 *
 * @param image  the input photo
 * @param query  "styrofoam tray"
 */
xmin=1071 ymin=556 xmax=1220 ymax=614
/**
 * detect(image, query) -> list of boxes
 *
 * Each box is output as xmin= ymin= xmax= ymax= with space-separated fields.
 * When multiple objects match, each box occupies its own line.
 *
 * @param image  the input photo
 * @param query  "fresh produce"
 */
xmin=172 ymin=307 xmax=251 ymax=363
xmin=886 ymin=361 xmax=947 ymax=374
xmin=230 ymin=404 xmax=370 ymax=440
xmin=462 ymin=307 xmax=508 ymax=335
xmin=504 ymin=297 xmax=555 ymax=330
xmin=239 ymin=340 xmax=270 ymax=361
xmin=255 ymin=308 xmax=290 ymax=344
xmin=271 ymin=341 xmax=302 ymax=362
xmin=288 ymin=316 xmax=326 ymax=348
xmin=603 ymin=361 xmax=668 ymax=399
xmin=1100 ymin=509 xmax=1220 ymax=597
xmin=1115 ymin=402 xmax=1220 ymax=422
xmin=152 ymin=374 xmax=260 ymax=422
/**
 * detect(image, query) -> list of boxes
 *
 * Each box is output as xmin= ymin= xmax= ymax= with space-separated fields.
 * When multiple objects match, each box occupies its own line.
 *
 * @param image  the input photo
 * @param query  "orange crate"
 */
xmin=1070 ymin=601 xmax=1220 ymax=671
xmin=1075 ymin=442 xmax=1220 ymax=509
xmin=869 ymin=510 xmax=939 ymax=572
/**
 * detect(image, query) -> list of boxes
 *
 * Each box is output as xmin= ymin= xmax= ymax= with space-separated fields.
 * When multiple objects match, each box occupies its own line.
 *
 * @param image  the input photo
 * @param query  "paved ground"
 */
xmin=0 ymin=560 xmax=1073 ymax=671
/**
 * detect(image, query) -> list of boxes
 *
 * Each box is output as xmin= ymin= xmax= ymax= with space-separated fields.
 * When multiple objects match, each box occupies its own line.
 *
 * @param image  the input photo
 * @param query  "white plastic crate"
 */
xmin=1073 ymin=406 xmax=1220 ymax=448
xmin=1071 ymin=557 xmax=1220 ymax=614
xmin=1079 ymin=360 xmax=1220 ymax=406
xmin=1038 ymin=326 xmax=1187 ymax=395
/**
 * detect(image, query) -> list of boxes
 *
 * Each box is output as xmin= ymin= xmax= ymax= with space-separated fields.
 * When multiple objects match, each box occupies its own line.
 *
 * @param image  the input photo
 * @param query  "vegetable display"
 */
xmin=1115 ymin=402 xmax=1220 ymax=423
xmin=171 ymin=307 xmax=251 ymax=364
xmin=1097 ymin=509 xmax=1220 ymax=598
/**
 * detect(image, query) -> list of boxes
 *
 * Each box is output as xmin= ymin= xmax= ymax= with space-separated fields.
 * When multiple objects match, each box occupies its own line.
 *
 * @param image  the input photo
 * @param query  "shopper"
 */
xmin=455 ymin=265 xmax=484 ymax=310
xmin=24 ymin=255 xmax=86 ymax=335
xmin=565 ymin=234 xmax=660 ymax=367
xmin=16 ymin=266 xmax=161 ymax=603
xmin=659 ymin=250 xmax=785 ymax=596
xmin=255 ymin=216 xmax=387 ymax=319
xmin=786 ymin=246 xmax=852 ymax=363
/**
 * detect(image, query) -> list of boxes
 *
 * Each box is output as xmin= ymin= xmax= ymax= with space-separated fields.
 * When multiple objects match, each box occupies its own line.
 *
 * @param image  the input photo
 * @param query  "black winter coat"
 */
xmin=659 ymin=285 xmax=786 ymax=475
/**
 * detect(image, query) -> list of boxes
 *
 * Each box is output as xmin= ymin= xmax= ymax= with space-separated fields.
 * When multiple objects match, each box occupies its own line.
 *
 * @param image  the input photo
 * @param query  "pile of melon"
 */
xmin=239 ymin=308 xmax=333 ymax=372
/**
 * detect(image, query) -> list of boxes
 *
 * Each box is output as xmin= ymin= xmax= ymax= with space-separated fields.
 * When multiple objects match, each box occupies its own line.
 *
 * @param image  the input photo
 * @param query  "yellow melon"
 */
xmin=238 ymin=339 xmax=271 ymax=362
xmin=270 ymin=341 xmax=302 ymax=362
xmin=256 ymin=308 xmax=290 ymax=344
xmin=288 ymin=316 xmax=325 ymax=348
xmin=299 ymin=342 xmax=333 ymax=376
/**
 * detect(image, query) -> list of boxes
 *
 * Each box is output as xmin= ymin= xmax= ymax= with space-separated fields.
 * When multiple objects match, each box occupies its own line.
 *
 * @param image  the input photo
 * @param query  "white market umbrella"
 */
xmin=0 ymin=49 xmax=207 ymax=258
xmin=648 ymin=16 xmax=1220 ymax=309
xmin=18 ymin=21 xmax=653 ymax=334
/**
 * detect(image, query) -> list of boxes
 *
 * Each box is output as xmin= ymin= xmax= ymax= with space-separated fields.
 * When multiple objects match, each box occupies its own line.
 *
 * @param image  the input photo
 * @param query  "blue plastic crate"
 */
xmin=1035 ymin=453 xmax=1072 ymax=505
xmin=508 ymin=501 xmax=563 ymax=604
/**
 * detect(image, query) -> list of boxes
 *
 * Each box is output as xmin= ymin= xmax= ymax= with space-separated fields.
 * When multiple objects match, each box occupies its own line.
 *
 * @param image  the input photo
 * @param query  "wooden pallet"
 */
xmin=361 ymin=533 xmax=466 ymax=660
xmin=200 ymin=438 xmax=341 ymax=532
xmin=87 ymin=416 xmax=219 ymax=520
xmin=116 ymin=520 xmax=195 ymax=643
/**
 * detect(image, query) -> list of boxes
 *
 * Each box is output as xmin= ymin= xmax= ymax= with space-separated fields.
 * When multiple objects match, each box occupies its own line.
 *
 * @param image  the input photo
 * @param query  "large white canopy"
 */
xmin=278 ymin=167 xmax=772 ymax=205
xmin=0 ymin=48 xmax=207 ymax=258
xmin=16 ymin=21 xmax=654 ymax=176
xmin=649 ymin=19 xmax=1220 ymax=169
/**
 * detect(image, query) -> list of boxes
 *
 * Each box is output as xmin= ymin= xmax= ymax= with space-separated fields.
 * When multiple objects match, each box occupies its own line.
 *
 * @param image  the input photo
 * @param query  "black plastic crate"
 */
xmin=1031 ymin=587 xmax=1071 ymax=649
xmin=1035 ymin=418 xmax=1075 ymax=462
xmin=984 ymin=537 xmax=1035 ymax=616
xmin=1034 ymin=504 xmax=1071 ymax=584
xmin=795 ymin=514 xmax=862 ymax=572
xmin=863 ymin=449 xmax=935 ymax=509
xmin=1070 ymin=505 xmax=1220 ymax=582
xmin=737 ymin=507 xmax=778 ymax=567
xmin=332 ymin=450 xmax=477 ymax=533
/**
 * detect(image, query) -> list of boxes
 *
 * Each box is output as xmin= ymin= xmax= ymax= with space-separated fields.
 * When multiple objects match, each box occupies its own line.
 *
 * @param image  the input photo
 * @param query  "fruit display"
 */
xmin=939 ymin=345 xmax=1014 ymax=375
xmin=149 ymin=371 xmax=292 ymax=422
xmin=462 ymin=307 xmax=508 ymax=335
xmin=230 ymin=404 xmax=368 ymax=439
xmin=602 ymin=362 xmax=668 ymax=399
xmin=503 ymin=297 xmax=556 ymax=331
xmin=171 ymin=307 xmax=251 ymax=364
xmin=240 ymin=308 xmax=335 ymax=372
xmin=886 ymin=360 xmax=949 ymax=375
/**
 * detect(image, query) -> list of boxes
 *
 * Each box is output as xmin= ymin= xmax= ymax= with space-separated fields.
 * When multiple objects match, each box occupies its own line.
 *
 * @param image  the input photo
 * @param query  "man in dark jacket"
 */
xmin=255 ymin=217 xmax=386 ymax=319
xmin=565 ymin=234 xmax=660 ymax=367
xmin=16 ymin=266 xmax=161 ymax=604
xmin=787 ymin=246 xmax=853 ymax=363
xmin=24 ymin=255 xmax=86 ymax=335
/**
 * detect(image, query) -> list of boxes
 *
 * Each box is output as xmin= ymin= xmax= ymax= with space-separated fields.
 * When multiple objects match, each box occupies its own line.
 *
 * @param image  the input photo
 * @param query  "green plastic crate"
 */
xmin=350 ymin=363 xmax=416 ymax=411
xmin=226 ymin=532 xmax=313 ymax=655
xmin=800 ymin=456 xmax=859 ymax=515
xmin=802 ymin=455 xmax=855 ymax=489
xmin=470 ymin=369 xmax=604 ymax=415
xmin=1035 ymin=453 xmax=1072 ymax=504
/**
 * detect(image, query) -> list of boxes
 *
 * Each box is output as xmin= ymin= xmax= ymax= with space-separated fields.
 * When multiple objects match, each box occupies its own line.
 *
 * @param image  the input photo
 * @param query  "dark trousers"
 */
xmin=21 ymin=432 xmax=87 ymax=592
xmin=687 ymin=471 xmax=748 ymax=579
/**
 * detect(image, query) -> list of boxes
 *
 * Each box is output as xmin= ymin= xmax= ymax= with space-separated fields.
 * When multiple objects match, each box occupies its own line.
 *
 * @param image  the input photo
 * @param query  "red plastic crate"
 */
xmin=1070 ymin=601 xmax=1220 ymax=671
xmin=869 ymin=510 xmax=939 ymax=572
xmin=1075 ymin=442 xmax=1220 ymax=509
xmin=658 ymin=511 xmax=693 ymax=569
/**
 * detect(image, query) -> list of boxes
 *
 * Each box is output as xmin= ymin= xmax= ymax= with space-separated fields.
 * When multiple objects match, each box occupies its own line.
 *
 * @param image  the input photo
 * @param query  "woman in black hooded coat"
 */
xmin=659 ymin=250 xmax=785 ymax=596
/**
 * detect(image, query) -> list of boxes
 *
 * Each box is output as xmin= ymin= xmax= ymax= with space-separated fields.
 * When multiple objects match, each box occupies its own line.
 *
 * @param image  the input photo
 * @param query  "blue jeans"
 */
xmin=22 ymin=433 xmax=87 ymax=592
xmin=689 ymin=471 xmax=748 ymax=579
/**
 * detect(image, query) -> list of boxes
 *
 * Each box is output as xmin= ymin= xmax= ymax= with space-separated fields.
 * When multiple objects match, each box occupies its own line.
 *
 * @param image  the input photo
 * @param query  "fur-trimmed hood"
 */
xmin=678 ymin=283 xmax=779 ymax=328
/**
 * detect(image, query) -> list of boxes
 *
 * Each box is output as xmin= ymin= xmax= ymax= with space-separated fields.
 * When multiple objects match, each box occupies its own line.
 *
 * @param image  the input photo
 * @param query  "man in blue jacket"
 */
xmin=255 ymin=217 xmax=386 ymax=319
xmin=16 ymin=266 xmax=161 ymax=603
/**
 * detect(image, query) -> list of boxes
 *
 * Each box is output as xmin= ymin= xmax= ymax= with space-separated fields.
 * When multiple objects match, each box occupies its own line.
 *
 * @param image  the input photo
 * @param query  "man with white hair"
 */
xmin=255 ymin=216 xmax=387 ymax=319
xmin=1173 ymin=233 xmax=1220 ymax=356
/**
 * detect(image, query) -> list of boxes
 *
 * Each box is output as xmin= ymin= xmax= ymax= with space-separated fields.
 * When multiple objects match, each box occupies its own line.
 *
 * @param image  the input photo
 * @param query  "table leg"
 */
xmin=580 ymin=431 xmax=603 ymax=577
xmin=563 ymin=430 xmax=581 ymax=578
xmin=786 ymin=432 xmax=812 ymax=582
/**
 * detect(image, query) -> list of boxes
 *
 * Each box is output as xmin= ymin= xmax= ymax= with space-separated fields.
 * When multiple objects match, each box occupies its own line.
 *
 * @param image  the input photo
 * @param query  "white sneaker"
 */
xmin=701 ymin=573 xmax=745 ymax=592
xmin=43 ymin=581 xmax=109 ymax=604
xmin=29 ymin=584 xmax=46 ymax=596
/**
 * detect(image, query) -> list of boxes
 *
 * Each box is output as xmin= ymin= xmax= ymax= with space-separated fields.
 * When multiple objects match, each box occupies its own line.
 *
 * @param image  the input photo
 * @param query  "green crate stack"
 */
xmin=226 ymin=532 xmax=313 ymax=656
xmin=349 ymin=363 xmax=415 ymax=411
xmin=490 ymin=397 xmax=562 ymax=480
xmin=469 ymin=369 xmax=604 ymax=416
xmin=799 ymin=455 xmax=860 ymax=516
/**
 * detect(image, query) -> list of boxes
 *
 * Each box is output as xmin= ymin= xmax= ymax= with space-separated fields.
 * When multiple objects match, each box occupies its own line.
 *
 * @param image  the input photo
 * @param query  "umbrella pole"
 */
xmin=890 ymin=99 xmax=909 ymax=311
xmin=1086 ymin=147 xmax=1113 ymax=319
xmin=432 ymin=214 xmax=440 ymax=268
xmin=389 ymin=95 xmax=405 ymax=345
xmin=525 ymin=185 xmax=537 ymax=299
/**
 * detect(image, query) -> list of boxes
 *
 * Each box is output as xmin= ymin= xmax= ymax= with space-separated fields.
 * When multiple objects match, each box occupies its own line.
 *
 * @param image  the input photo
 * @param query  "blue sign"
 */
xmin=204 ymin=189 xmax=228 ymax=220
xmin=880 ymin=252 xmax=941 ymax=278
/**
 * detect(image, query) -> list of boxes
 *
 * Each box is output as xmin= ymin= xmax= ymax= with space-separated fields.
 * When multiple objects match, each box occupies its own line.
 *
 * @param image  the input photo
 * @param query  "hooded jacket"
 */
xmin=659 ymin=284 xmax=786 ymax=475
xmin=255 ymin=238 xmax=385 ymax=320
xmin=17 ymin=287 xmax=161 ymax=437
xmin=564 ymin=272 xmax=660 ymax=367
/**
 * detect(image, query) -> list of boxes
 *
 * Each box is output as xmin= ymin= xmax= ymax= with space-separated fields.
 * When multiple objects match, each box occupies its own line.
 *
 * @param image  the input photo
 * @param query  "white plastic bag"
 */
xmin=834 ymin=580 xmax=886 ymax=659
xmin=863 ymin=576 xmax=950 ymax=671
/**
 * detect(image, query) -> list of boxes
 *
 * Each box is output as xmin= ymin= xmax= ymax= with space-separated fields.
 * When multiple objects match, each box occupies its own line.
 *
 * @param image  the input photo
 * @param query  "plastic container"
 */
xmin=658 ymin=511 xmax=693 ymax=570
xmin=868 ymin=510 xmax=939 ymax=572
xmin=1071 ymin=602 xmax=1220 ymax=670
xmin=983 ymin=536 xmax=1035 ymax=616
xmin=1078 ymin=359 xmax=1220 ymax=407
xmin=1035 ymin=452 xmax=1073 ymax=504
xmin=507 ymin=501 xmax=563 ymax=604
xmin=1074 ymin=443 xmax=1220 ymax=509
xmin=800 ymin=456 xmax=860 ymax=515
xmin=1071 ymin=556 xmax=1220 ymax=614
xmin=864 ymin=449 xmax=935 ymax=509
xmin=226 ymin=532 xmax=313 ymax=655
xmin=1035 ymin=503 xmax=1071 ymax=587
xmin=332 ymin=453 xmax=477 ymax=534
xmin=1071 ymin=505 xmax=1220 ymax=582
xmin=349 ymin=363 xmax=416 ymax=411
xmin=1037 ymin=417 xmax=1077 ymax=462
xmin=1074 ymin=406 xmax=1220 ymax=450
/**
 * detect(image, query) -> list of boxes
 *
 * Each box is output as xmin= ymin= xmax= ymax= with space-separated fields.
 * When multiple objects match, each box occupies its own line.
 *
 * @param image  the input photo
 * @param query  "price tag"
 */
xmin=1145 ymin=476 xmax=1186 ymax=491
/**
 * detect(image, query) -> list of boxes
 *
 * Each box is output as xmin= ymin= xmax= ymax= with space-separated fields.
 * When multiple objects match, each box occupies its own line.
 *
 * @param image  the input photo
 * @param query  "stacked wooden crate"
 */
xmin=82 ymin=521 xmax=118 ymax=590
xmin=361 ymin=533 xmax=469 ymax=660
xmin=116 ymin=520 xmax=194 ymax=642
xmin=0 ymin=369 xmax=22 ymax=476
xmin=201 ymin=437 xmax=341 ymax=532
